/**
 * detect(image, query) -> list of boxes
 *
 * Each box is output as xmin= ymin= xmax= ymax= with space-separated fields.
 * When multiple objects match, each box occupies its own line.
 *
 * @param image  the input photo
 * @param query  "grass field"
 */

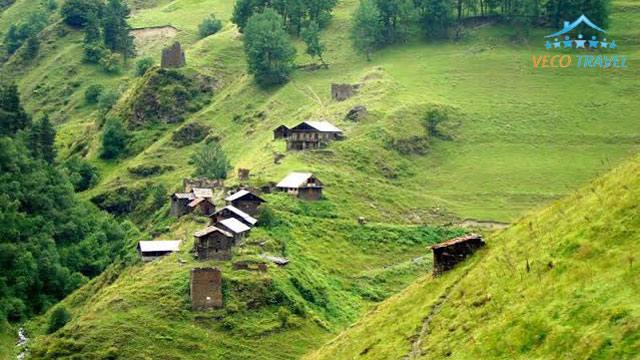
xmin=307 ymin=152 xmax=640 ymax=360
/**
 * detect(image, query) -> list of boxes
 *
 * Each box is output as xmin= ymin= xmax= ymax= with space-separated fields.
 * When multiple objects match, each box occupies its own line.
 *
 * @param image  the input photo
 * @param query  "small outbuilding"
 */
xmin=170 ymin=187 xmax=215 ymax=217
xmin=137 ymin=240 xmax=182 ymax=262
xmin=188 ymin=197 xmax=216 ymax=216
xmin=276 ymin=172 xmax=324 ymax=200
xmin=170 ymin=192 xmax=195 ymax=217
xmin=194 ymin=226 xmax=235 ymax=261
xmin=273 ymin=125 xmax=289 ymax=140
xmin=431 ymin=234 xmax=485 ymax=275
xmin=225 ymin=189 xmax=265 ymax=216
xmin=215 ymin=217 xmax=251 ymax=242
xmin=285 ymin=121 xmax=343 ymax=150
xmin=210 ymin=205 xmax=258 ymax=227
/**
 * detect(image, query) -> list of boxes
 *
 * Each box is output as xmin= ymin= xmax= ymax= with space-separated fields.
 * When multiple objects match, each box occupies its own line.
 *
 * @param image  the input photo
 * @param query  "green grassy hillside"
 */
xmin=23 ymin=205 xmax=462 ymax=359
xmin=307 ymin=153 xmax=640 ymax=360
xmin=2 ymin=0 xmax=639 ymax=226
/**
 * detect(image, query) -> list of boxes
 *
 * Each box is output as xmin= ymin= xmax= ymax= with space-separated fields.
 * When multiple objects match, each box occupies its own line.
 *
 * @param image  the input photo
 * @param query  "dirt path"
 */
xmin=457 ymin=219 xmax=510 ymax=230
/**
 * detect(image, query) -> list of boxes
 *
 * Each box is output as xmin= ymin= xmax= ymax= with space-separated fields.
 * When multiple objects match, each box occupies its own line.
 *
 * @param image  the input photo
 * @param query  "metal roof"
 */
xmin=276 ymin=172 xmax=320 ymax=189
xmin=225 ymin=190 xmax=265 ymax=203
xmin=192 ymin=188 xmax=213 ymax=198
xmin=193 ymin=226 xmax=233 ymax=238
xmin=218 ymin=218 xmax=251 ymax=234
xmin=260 ymin=254 xmax=289 ymax=266
xmin=214 ymin=205 xmax=258 ymax=225
xmin=431 ymin=234 xmax=484 ymax=250
xmin=303 ymin=120 xmax=342 ymax=133
xmin=173 ymin=192 xmax=195 ymax=200
xmin=138 ymin=240 xmax=182 ymax=253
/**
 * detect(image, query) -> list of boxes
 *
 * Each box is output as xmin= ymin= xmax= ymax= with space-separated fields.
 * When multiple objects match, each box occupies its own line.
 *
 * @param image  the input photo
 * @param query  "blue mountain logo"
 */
xmin=544 ymin=15 xmax=616 ymax=50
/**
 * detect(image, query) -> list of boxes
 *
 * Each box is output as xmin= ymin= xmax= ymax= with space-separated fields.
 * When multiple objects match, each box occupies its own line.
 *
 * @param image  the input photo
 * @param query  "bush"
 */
xmin=190 ymin=141 xmax=231 ymax=180
xmin=83 ymin=42 xmax=108 ymax=63
xmin=47 ymin=306 xmax=70 ymax=334
xmin=171 ymin=122 xmax=210 ymax=147
xmin=99 ymin=52 xmax=122 ymax=74
xmin=135 ymin=57 xmax=154 ymax=76
xmin=63 ymin=156 xmax=100 ymax=191
xmin=198 ymin=14 xmax=223 ymax=38
xmin=98 ymin=89 xmax=120 ymax=113
xmin=84 ymin=84 xmax=104 ymax=104
xmin=100 ymin=117 xmax=128 ymax=159
xmin=60 ymin=0 xmax=102 ymax=27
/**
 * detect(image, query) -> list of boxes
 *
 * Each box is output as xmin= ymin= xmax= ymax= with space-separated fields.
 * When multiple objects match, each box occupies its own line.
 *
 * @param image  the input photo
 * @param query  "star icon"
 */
xmin=610 ymin=40 xmax=617 ymax=49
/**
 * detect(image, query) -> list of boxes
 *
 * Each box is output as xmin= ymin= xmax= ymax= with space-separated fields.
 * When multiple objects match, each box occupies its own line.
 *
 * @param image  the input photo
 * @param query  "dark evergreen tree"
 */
xmin=0 ymin=82 xmax=30 ymax=136
xmin=243 ymin=9 xmax=297 ymax=87
xmin=38 ymin=115 xmax=56 ymax=164
xmin=418 ymin=0 xmax=451 ymax=38
xmin=47 ymin=306 xmax=70 ymax=334
xmin=100 ymin=117 xmax=127 ymax=159
xmin=60 ymin=0 xmax=103 ymax=27
xmin=4 ymin=24 xmax=21 ymax=54
xmin=23 ymin=35 xmax=40 ymax=59
xmin=102 ymin=0 xmax=135 ymax=60
xmin=351 ymin=0 xmax=382 ymax=60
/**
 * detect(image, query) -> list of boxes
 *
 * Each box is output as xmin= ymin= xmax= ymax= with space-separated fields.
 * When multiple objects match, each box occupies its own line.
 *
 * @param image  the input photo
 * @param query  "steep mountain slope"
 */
xmin=307 ymin=153 xmax=640 ymax=359
xmin=2 ymin=0 xmax=639 ymax=226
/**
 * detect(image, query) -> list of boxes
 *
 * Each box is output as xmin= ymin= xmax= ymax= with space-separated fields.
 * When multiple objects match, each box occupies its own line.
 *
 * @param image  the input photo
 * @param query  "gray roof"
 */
xmin=260 ymin=254 xmax=289 ymax=266
xmin=225 ymin=189 xmax=265 ymax=203
xmin=217 ymin=205 xmax=257 ymax=225
xmin=173 ymin=192 xmax=195 ymax=200
xmin=276 ymin=172 xmax=320 ymax=189
xmin=193 ymin=226 xmax=232 ymax=238
xmin=218 ymin=218 xmax=251 ymax=234
xmin=303 ymin=120 xmax=342 ymax=133
xmin=192 ymin=188 xmax=213 ymax=198
xmin=138 ymin=240 xmax=182 ymax=253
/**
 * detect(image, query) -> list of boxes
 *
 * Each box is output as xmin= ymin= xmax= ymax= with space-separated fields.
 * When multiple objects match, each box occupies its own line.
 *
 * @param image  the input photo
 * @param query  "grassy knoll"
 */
xmin=24 ymin=203 xmax=461 ymax=359
xmin=307 ymin=153 xmax=640 ymax=360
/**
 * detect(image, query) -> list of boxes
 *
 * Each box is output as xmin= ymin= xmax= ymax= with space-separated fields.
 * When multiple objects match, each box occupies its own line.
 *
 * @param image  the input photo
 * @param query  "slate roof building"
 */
xmin=210 ymin=205 xmax=258 ymax=227
xmin=215 ymin=217 xmax=251 ymax=242
xmin=281 ymin=121 xmax=343 ymax=150
xmin=137 ymin=240 xmax=182 ymax=262
xmin=225 ymin=189 xmax=266 ymax=216
xmin=276 ymin=172 xmax=323 ymax=200
xmin=171 ymin=187 xmax=215 ymax=217
xmin=193 ymin=226 xmax=235 ymax=261
xmin=431 ymin=234 xmax=485 ymax=275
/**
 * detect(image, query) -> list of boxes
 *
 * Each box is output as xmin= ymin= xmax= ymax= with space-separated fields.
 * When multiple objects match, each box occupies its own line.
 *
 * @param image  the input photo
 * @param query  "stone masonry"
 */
xmin=190 ymin=267 xmax=223 ymax=310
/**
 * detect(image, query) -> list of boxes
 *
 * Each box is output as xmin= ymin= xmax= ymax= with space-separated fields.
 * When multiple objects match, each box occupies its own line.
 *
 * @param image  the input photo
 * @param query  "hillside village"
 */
xmin=0 ymin=0 xmax=638 ymax=359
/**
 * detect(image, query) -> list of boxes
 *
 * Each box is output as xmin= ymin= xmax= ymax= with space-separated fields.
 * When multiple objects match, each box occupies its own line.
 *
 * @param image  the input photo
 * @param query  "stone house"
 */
xmin=225 ymin=190 xmax=265 ymax=216
xmin=273 ymin=125 xmax=289 ymax=140
xmin=283 ymin=121 xmax=343 ymax=150
xmin=210 ymin=205 xmax=258 ymax=227
xmin=276 ymin=172 xmax=323 ymax=200
xmin=170 ymin=187 xmax=215 ymax=217
xmin=161 ymin=41 xmax=186 ymax=68
xmin=193 ymin=226 xmax=235 ymax=261
xmin=431 ymin=234 xmax=486 ymax=275
xmin=137 ymin=240 xmax=182 ymax=262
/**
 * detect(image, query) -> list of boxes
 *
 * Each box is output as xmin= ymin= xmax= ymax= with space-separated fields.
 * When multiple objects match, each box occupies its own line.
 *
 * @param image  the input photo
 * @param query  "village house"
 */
xmin=431 ymin=234 xmax=486 ymax=275
xmin=276 ymin=172 xmax=324 ymax=200
xmin=210 ymin=205 xmax=258 ymax=227
xmin=170 ymin=187 xmax=215 ymax=217
xmin=215 ymin=217 xmax=251 ymax=242
xmin=225 ymin=189 xmax=266 ymax=216
xmin=137 ymin=240 xmax=182 ymax=262
xmin=193 ymin=226 xmax=235 ymax=261
xmin=278 ymin=121 xmax=343 ymax=150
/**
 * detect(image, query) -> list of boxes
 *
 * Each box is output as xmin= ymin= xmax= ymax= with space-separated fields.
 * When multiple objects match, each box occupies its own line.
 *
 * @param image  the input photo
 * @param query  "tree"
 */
xmin=38 ymin=115 xmax=56 ymax=164
xmin=60 ymin=0 xmax=103 ymax=27
xmin=198 ymin=14 xmax=223 ymax=38
xmin=23 ymin=35 xmax=40 ymax=59
xmin=0 ymin=82 xmax=30 ymax=136
xmin=47 ymin=306 xmax=70 ymax=334
xmin=102 ymin=0 xmax=135 ymax=60
xmin=98 ymin=88 xmax=119 ymax=113
xmin=232 ymin=0 xmax=261 ymax=33
xmin=419 ymin=0 xmax=451 ymax=38
xmin=351 ymin=0 xmax=382 ymax=60
xmin=374 ymin=0 xmax=416 ymax=44
xmin=301 ymin=21 xmax=327 ymax=67
xmin=100 ymin=117 xmax=127 ymax=159
xmin=190 ymin=141 xmax=231 ymax=180
xmin=5 ymin=25 xmax=21 ymax=54
xmin=243 ymin=9 xmax=297 ymax=87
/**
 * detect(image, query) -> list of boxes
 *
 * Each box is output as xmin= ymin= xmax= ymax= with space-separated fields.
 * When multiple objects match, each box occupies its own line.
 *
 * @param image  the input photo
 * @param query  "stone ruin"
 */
xmin=431 ymin=234 xmax=485 ymax=275
xmin=161 ymin=42 xmax=186 ymax=68
xmin=345 ymin=105 xmax=368 ymax=121
xmin=331 ymin=83 xmax=359 ymax=101
xmin=238 ymin=168 xmax=250 ymax=181
xmin=183 ymin=178 xmax=222 ymax=192
xmin=190 ymin=267 xmax=223 ymax=310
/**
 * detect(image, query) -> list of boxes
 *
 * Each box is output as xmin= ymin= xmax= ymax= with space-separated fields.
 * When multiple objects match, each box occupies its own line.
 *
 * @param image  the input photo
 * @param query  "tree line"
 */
xmin=0 ymin=82 xmax=133 ymax=322
xmin=351 ymin=0 xmax=610 ymax=59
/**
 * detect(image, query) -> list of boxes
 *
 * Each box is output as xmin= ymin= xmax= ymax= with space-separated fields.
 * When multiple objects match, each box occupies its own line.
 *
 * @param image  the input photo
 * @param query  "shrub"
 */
xmin=190 ymin=141 xmax=231 ymax=180
xmin=198 ymin=14 xmax=223 ymax=38
xmin=47 ymin=306 xmax=70 ymax=334
xmin=98 ymin=89 xmax=120 ymax=113
xmin=135 ymin=57 xmax=154 ymax=76
xmin=99 ymin=52 xmax=122 ymax=74
xmin=63 ymin=156 xmax=100 ymax=191
xmin=100 ymin=117 xmax=128 ymax=159
xmin=171 ymin=122 xmax=210 ymax=147
xmin=83 ymin=42 xmax=108 ymax=63
xmin=84 ymin=84 xmax=104 ymax=104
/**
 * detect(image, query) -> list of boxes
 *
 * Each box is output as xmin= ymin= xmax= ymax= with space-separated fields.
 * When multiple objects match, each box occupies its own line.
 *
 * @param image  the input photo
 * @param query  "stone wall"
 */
xmin=331 ymin=83 xmax=358 ymax=101
xmin=190 ymin=267 xmax=223 ymax=310
xmin=161 ymin=42 xmax=186 ymax=68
